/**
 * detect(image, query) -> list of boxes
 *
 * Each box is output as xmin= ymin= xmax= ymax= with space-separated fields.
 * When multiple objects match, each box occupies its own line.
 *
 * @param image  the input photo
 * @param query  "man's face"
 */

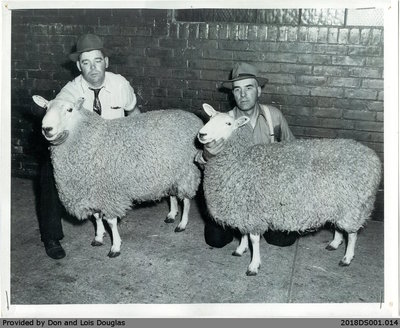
xmin=232 ymin=78 xmax=261 ymax=111
xmin=76 ymin=50 xmax=109 ymax=88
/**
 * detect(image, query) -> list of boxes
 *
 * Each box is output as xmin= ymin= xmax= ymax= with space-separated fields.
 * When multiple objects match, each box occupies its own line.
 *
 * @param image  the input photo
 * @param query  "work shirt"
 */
xmin=229 ymin=104 xmax=295 ymax=144
xmin=55 ymin=72 xmax=138 ymax=120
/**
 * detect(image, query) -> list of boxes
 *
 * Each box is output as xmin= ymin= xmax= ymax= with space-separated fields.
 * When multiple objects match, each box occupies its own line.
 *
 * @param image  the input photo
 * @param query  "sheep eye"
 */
xmin=67 ymin=108 xmax=73 ymax=113
xmin=226 ymin=122 xmax=232 ymax=126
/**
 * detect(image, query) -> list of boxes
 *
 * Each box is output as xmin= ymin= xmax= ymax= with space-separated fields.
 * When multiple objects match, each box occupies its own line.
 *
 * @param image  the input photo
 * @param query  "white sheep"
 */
xmin=197 ymin=104 xmax=382 ymax=276
xmin=33 ymin=95 xmax=202 ymax=257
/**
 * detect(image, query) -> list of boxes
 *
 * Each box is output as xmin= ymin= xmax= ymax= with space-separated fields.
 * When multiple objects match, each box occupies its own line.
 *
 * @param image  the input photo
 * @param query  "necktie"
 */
xmin=89 ymin=87 xmax=102 ymax=116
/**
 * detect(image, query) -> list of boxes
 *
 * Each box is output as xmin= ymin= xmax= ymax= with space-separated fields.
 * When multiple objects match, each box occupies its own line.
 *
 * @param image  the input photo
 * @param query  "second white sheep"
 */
xmin=198 ymin=104 xmax=381 ymax=276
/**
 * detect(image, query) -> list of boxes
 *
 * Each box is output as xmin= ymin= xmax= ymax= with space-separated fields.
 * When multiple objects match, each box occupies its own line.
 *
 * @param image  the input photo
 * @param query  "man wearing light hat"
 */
xmin=197 ymin=62 xmax=299 ymax=248
xmin=38 ymin=34 xmax=139 ymax=259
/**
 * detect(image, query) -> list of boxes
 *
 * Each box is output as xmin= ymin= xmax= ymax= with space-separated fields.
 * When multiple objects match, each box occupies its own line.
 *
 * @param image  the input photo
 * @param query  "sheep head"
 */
xmin=32 ymin=95 xmax=85 ymax=145
xmin=197 ymin=103 xmax=250 ymax=145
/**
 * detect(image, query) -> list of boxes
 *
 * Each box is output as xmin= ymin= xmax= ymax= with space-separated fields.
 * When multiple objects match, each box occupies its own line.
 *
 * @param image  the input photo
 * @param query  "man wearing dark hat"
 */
xmin=196 ymin=62 xmax=299 ymax=248
xmin=56 ymin=33 xmax=139 ymax=119
xmin=39 ymin=34 xmax=139 ymax=259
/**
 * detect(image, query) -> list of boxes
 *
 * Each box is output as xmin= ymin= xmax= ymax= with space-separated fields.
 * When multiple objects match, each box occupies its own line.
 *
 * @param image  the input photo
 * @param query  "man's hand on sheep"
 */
xmin=203 ymin=138 xmax=225 ymax=161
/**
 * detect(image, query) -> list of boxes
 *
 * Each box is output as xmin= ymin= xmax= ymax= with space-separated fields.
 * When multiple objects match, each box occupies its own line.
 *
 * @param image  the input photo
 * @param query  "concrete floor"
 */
xmin=10 ymin=177 xmax=384 ymax=305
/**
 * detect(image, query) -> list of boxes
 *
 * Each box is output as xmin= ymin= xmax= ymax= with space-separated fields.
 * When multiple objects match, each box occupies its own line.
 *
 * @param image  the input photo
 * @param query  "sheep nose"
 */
xmin=198 ymin=132 xmax=207 ymax=138
xmin=42 ymin=127 xmax=53 ymax=135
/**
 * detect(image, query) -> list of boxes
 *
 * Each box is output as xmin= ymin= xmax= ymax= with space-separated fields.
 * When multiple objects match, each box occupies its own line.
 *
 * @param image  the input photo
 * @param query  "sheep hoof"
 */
xmin=91 ymin=240 xmax=104 ymax=247
xmin=174 ymin=226 xmax=186 ymax=233
xmin=164 ymin=217 xmax=175 ymax=223
xmin=108 ymin=251 xmax=121 ymax=258
xmin=325 ymin=245 xmax=337 ymax=251
xmin=339 ymin=260 xmax=350 ymax=267
xmin=232 ymin=251 xmax=242 ymax=257
xmin=246 ymin=270 xmax=258 ymax=276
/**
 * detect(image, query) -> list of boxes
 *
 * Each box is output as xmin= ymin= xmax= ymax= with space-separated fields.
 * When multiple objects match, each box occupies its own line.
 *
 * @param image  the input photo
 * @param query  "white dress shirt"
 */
xmin=55 ymin=72 xmax=137 ymax=119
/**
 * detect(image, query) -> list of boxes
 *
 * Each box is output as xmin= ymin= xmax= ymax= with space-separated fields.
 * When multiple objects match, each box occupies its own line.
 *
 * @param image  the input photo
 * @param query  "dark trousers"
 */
xmin=204 ymin=218 xmax=234 ymax=248
xmin=204 ymin=218 xmax=298 ymax=248
xmin=38 ymin=157 xmax=64 ymax=242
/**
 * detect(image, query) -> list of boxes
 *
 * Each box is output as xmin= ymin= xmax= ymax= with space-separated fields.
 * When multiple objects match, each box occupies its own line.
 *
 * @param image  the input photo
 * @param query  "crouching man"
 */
xmin=196 ymin=62 xmax=299 ymax=248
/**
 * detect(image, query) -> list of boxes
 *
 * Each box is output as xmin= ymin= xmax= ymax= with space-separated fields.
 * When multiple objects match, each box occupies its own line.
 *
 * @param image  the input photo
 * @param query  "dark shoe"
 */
xmin=44 ymin=240 xmax=66 ymax=259
xmin=204 ymin=220 xmax=234 ymax=248
xmin=264 ymin=230 xmax=298 ymax=247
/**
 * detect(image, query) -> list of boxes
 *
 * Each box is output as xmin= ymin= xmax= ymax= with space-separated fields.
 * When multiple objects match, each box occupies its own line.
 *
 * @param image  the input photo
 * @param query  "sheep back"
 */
xmin=203 ymin=131 xmax=382 ymax=235
xmin=51 ymin=109 xmax=202 ymax=220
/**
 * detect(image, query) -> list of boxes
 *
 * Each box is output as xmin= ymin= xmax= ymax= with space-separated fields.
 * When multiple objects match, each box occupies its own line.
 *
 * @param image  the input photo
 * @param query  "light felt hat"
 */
xmin=69 ymin=34 xmax=110 ymax=62
xmin=221 ymin=62 xmax=268 ymax=89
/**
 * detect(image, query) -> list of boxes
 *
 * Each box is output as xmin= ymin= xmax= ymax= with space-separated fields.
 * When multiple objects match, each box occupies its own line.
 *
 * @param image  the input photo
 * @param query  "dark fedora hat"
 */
xmin=221 ymin=62 xmax=268 ymax=89
xmin=69 ymin=34 xmax=110 ymax=62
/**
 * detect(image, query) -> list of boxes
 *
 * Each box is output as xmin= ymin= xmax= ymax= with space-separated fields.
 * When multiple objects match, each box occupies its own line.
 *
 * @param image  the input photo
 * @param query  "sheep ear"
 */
xmin=32 ymin=95 xmax=49 ymax=109
xmin=235 ymin=116 xmax=250 ymax=128
xmin=202 ymin=103 xmax=218 ymax=117
xmin=75 ymin=97 xmax=85 ymax=110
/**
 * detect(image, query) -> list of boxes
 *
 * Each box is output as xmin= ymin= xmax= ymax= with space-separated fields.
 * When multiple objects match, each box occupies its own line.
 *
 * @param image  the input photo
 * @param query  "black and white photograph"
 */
xmin=1 ymin=0 xmax=398 ymax=319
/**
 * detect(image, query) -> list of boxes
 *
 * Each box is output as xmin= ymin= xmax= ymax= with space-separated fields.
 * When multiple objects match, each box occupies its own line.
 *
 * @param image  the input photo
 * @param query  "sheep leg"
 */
xmin=339 ymin=232 xmax=357 ymax=266
xmin=91 ymin=212 xmax=105 ymax=246
xmin=165 ymin=196 xmax=178 ymax=223
xmin=106 ymin=217 xmax=121 ymax=258
xmin=232 ymin=234 xmax=249 ymax=256
xmin=175 ymin=198 xmax=190 ymax=232
xmin=326 ymin=229 xmax=344 ymax=251
xmin=246 ymin=233 xmax=261 ymax=276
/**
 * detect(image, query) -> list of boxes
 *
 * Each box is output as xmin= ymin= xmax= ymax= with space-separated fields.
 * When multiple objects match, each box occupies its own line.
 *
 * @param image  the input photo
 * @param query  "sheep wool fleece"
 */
xmin=51 ymin=109 xmax=202 ymax=220
xmin=203 ymin=125 xmax=382 ymax=235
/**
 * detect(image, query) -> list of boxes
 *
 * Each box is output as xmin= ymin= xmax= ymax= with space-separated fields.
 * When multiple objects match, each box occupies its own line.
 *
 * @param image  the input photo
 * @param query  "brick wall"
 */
xmin=11 ymin=8 xmax=384 ymax=217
